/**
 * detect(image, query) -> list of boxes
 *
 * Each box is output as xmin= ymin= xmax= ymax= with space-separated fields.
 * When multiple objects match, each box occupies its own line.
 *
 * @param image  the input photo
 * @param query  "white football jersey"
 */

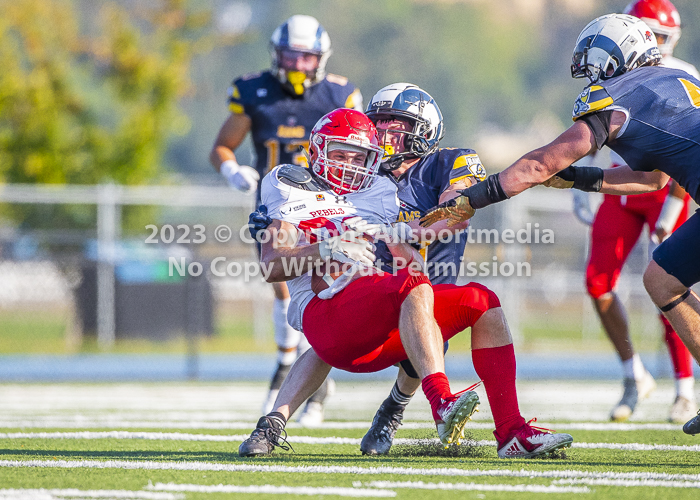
xmin=661 ymin=55 xmax=700 ymax=79
xmin=261 ymin=165 xmax=400 ymax=331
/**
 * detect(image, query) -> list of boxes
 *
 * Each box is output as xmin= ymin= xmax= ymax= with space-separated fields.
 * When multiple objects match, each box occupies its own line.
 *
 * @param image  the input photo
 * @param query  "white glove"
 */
xmin=319 ymin=230 xmax=375 ymax=267
xmin=220 ymin=159 xmax=260 ymax=194
xmin=655 ymin=195 xmax=685 ymax=237
xmin=343 ymin=216 xmax=414 ymax=244
xmin=572 ymin=190 xmax=594 ymax=226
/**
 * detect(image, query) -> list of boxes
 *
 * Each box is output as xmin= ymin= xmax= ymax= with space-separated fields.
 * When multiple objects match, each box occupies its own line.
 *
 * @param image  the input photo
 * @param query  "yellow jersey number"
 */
xmin=263 ymin=139 xmax=309 ymax=173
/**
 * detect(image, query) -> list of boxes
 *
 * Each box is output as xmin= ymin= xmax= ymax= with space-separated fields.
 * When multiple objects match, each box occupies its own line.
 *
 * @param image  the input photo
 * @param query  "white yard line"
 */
xmin=146 ymin=482 xmax=395 ymax=497
xmin=2 ymin=459 xmax=699 ymax=483
xmin=2 ymin=431 xmax=699 ymax=453
xmin=0 ymin=489 xmax=180 ymax=499
xmin=362 ymin=481 xmax=589 ymax=494
xmin=553 ymin=478 xmax=700 ymax=489
xmin=0 ymin=419 xmax=683 ymax=432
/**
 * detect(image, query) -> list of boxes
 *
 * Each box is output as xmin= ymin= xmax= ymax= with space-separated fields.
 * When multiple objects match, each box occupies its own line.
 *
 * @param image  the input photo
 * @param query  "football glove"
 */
xmin=543 ymin=166 xmax=603 ymax=192
xmin=419 ymin=195 xmax=475 ymax=228
xmin=248 ymin=205 xmax=273 ymax=241
xmin=319 ymin=231 xmax=376 ymax=267
xmin=221 ymin=160 xmax=260 ymax=194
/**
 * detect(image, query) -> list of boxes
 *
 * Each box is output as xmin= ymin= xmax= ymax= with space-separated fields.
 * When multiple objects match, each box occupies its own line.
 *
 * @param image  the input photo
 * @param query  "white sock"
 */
xmin=273 ymin=297 xmax=301 ymax=349
xmin=622 ymin=354 xmax=646 ymax=380
xmin=675 ymin=377 xmax=695 ymax=401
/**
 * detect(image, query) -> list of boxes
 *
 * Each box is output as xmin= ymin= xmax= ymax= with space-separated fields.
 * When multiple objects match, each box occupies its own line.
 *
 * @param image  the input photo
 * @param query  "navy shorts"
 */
xmin=653 ymin=209 xmax=700 ymax=288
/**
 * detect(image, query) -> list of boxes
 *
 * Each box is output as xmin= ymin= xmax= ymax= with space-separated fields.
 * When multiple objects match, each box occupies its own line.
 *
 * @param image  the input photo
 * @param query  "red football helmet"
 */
xmin=624 ymin=0 xmax=681 ymax=56
xmin=308 ymin=109 xmax=384 ymax=195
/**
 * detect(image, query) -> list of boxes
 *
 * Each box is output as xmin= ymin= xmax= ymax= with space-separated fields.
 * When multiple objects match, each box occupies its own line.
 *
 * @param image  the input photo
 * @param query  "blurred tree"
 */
xmin=0 ymin=0 xmax=231 ymax=230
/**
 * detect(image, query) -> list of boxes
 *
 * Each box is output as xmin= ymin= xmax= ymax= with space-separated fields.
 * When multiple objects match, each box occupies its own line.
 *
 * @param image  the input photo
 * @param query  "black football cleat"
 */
xmin=360 ymin=403 xmax=404 ymax=456
xmin=239 ymin=415 xmax=292 ymax=457
xmin=683 ymin=411 xmax=700 ymax=436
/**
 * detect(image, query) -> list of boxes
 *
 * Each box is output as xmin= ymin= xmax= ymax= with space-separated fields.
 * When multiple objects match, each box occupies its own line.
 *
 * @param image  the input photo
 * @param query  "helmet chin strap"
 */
xmin=380 ymin=153 xmax=413 ymax=172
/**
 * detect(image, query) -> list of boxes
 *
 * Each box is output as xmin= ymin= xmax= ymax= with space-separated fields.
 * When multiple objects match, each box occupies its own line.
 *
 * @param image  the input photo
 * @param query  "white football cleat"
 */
xmin=297 ymin=401 xmax=324 ymax=427
xmin=435 ymin=390 xmax=480 ymax=448
xmin=669 ymin=396 xmax=698 ymax=424
xmin=497 ymin=419 xmax=573 ymax=459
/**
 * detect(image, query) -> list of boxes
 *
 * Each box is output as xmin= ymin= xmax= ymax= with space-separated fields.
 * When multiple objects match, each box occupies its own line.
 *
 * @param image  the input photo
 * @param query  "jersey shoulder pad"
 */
xmin=438 ymin=148 xmax=487 ymax=183
xmin=238 ymin=71 xmax=265 ymax=82
xmin=229 ymin=71 xmax=274 ymax=113
xmin=572 ymin=85 xmax=614 ymax=120
xmin=276 ymin=164 xmax=328 ymax=191
xmin=325 ymin=73 xmax=349 ymax=86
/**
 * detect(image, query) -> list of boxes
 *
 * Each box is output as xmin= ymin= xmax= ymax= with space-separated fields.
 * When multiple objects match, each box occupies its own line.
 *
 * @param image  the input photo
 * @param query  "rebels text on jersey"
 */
xmin=228 ymin=71 xmax=362 ymax=179
xmin=572 ymin=66 xmax=700 ymax=203
xmin=382 ymin=148 xmax=487 ymax=285
xmin=261 ymin=166 xmax=399 ymax=331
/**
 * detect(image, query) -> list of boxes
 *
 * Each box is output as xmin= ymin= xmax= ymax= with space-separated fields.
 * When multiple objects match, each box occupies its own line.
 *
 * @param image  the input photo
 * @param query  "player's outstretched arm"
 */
xmin=600 ymin=165 xmax=670 ymax=196
xmin=420 ymin=121 xmax=597 ymax=227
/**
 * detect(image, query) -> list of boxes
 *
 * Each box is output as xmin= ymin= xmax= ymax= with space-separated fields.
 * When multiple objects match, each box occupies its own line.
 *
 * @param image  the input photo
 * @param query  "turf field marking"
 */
xmin=553 ymin=478 xmax=700 ymax=489
xmin=0 ymin=489 xmax=181 ymax=499
xmin=2 ymin=459 xmax=700 ymax=483
xmin=3 ymin=431 xmax=700 ymax=453
xmin=147 ymin=482 xmax=395 ymax=497
xmin=362 ymin=481 xmax=589 ymax=494
xmin=0 ymin=419 xmax=683 ymax=432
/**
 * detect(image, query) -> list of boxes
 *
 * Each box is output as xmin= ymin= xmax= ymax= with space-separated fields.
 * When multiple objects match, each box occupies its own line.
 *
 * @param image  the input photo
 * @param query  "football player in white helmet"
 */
xmin=571 ymin=0 xmax=698 ymax=425
xmin=210 ymin=15 xmax=363 ymax=426
xmin=421 ymin=12 xmax=700 ymax=436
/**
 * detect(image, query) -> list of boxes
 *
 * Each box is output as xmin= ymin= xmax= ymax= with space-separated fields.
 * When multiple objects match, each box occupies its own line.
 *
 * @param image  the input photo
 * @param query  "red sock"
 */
xmin=472 ymin=344 xmax=526 ymax=443
xmin=661 ymin=314 xmax=694 ymax=379
xmin=421 ymin=372 xmax=451 ymax=421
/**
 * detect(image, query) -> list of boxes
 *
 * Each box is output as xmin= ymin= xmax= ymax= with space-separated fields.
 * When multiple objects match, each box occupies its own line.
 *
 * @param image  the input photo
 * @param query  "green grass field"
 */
xmin=0 ymin=381 xmax=698 ymax=499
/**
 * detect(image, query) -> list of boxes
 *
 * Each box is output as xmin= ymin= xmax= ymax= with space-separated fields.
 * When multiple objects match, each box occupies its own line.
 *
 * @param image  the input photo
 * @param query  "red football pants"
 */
xmin=302 ymin=267 xmax=501 ymax=373
xmin=586 ymin=190 xmax=693 ymax=379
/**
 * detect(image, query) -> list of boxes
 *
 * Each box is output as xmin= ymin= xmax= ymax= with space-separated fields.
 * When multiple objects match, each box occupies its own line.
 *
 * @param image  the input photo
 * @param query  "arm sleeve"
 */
xmin=227 ymin=80 xmax=248 ymax=115
xmin=578 ymin=110 xmax=614 ymax=150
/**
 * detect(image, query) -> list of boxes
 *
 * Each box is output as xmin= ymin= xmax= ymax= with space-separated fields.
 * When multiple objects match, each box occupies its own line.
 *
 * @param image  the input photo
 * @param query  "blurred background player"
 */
xmin=572 ymin=0 xmax=698 ymax=423
xmin=359 ymin=83 xmax=493 ymax=455
xmin=209 ymin=14 xmax=363 ymax=425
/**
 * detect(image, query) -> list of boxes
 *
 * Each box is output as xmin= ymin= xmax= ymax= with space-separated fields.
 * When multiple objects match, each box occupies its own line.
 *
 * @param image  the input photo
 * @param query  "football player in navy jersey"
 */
xmin=359 ymin=83 xmax=483 ymax=455
xmin=209 ymin=14 xmax=363 ymax=426
xmin=572 ymin=0 xmax=698 ymax=425
xmin=420 ymin=13 xmax=700 ymax=434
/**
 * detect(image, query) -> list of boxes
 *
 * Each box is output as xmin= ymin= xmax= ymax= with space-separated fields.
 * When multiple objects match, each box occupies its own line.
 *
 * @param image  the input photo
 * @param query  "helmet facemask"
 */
xmin=313 ymin=141 xmax=382 ymax=195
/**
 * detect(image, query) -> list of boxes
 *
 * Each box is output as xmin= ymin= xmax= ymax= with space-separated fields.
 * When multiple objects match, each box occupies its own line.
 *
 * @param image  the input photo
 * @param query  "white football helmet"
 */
xmin=365 ymin=83 xmax=444 ymax=171
xmin=270 ymin=15 xmax=332 ymax=95
xmin=571 ymin=13 xmax=662 ymax=85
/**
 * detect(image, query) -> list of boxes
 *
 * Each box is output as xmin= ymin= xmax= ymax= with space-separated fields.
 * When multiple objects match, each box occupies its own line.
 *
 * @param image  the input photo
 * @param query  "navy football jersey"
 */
xmin=228 ymin=71 xmax=362 ymax=188
xmin=380 ymin=148 xmax=487 ymax=284
xmin=572 ymin=66 xmax=700 ymax=203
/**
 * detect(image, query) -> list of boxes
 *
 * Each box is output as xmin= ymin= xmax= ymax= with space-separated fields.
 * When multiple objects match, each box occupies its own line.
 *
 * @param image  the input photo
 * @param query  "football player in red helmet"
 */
xmin=239 ymin=108 xmax=574 ymax=459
